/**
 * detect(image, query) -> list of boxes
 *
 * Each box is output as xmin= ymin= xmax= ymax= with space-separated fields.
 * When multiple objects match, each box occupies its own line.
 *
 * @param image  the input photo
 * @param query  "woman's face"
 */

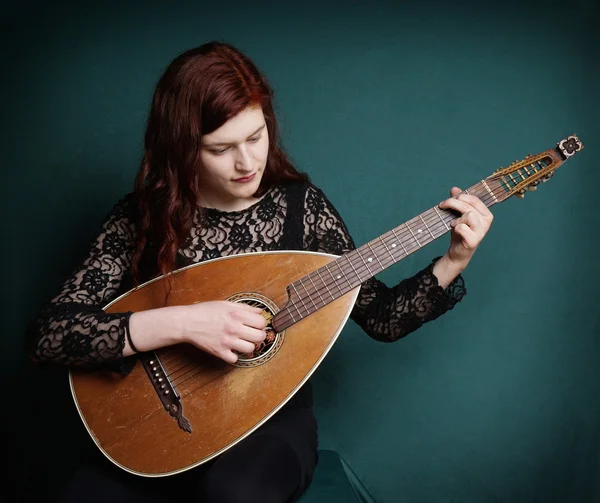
xmin=199 ymin=105 xmax=269 ymax=212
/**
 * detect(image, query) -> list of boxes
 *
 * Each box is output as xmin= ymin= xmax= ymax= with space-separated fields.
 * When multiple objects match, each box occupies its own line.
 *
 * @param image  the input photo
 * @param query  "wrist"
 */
xmin=440 ymin=252 xmax=468 ymax=273
xmin=128 ymin=307 xmax=186 ymax=355
xmin=432 ymin=254 xmax=466 ymax=289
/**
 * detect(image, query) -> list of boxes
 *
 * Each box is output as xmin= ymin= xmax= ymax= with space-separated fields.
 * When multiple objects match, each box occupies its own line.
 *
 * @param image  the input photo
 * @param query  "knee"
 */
xmin=199 ymin=472 xmax=293 ymax=503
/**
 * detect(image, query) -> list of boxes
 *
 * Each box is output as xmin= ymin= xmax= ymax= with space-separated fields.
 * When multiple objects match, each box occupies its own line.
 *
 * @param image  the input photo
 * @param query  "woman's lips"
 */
xmin=233 ymin=173 xmax=256 ymax=183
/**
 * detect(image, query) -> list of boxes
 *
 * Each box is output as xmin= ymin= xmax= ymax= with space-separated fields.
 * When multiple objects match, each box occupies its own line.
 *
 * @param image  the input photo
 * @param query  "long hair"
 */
xmin=131 ymin=41 xmax=309 ymax=283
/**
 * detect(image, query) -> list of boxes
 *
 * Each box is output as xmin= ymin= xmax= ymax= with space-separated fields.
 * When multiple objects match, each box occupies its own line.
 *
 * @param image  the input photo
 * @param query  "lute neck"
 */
xmin=271 ymin=138 xmax=583 ymax=332
xmin=272 ymin=179 xmax=500 ymax=332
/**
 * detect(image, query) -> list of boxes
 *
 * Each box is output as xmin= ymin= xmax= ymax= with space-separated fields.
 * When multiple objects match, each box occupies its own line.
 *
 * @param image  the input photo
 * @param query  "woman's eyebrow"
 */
xmin=203 ymin=124 xmax=265 ymax=147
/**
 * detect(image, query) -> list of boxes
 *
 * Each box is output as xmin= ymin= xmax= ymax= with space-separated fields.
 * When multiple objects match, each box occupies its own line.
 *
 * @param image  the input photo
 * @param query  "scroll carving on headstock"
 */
xmin=557 ymin=135 xmax=584 ymax=159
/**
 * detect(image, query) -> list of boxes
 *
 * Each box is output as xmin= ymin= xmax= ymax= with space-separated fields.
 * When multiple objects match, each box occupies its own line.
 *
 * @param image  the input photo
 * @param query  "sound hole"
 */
xmin=226 ymin=292 xmax=284 ymax=368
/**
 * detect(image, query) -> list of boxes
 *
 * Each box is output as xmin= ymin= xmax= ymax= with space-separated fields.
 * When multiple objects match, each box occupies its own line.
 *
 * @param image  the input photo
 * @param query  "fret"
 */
xmin=325 ymin=264 xmax=344 ymax=295
xmin=335 ymin=260 xmax=353 ymax=289
xmin=356 ymin=249 xmax=374 ymax=278
xmin=523 ymin=165 xmax=532 ymax=175
xmin=286 ymin=306 xmax=297 ymax=323
xmin=307 ymin=274 xmax=326 ymax=306
xmin=380 ymin=235 xmax=397 ymax=262
xmin=315 ymin=269 xmax=335 ymax=300
xmin=366 ymin=241 xmax=385 ymax=270
xmin=291 ymin=283 xmax=310 ymax=316
xmin=405 ymin=221 xmax=422 ymax=248
xmin=481 ymin=180 xmax=498 ymax=204
xmin=345 ymin=254 xmax=362 ymax=284
xmin=419 ymin=213 xmax=435 ymax=240
xmin=433 ymin=205 xmax=450 ymax=231
xmin=517 ymin=169 xmax=526 ymax=181
xmin=508 ymin=172 xmax=518 ymax=186
xmin=289 ymin=299 xmax=303 ymax=320
xmin=298 ymin=278 xmax=318 ymax=311
xmin=391 ymin=228 xmax=409 ymax=256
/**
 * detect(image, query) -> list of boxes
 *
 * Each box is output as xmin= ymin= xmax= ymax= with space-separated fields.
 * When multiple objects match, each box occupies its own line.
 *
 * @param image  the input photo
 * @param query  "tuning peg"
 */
xmin=541 ymin=171 xmax=555 ymax=182
xmin=515 ymin=188 xmax=527 ymax=199
xmin=529 ymin=186 xmax=537 ymax=191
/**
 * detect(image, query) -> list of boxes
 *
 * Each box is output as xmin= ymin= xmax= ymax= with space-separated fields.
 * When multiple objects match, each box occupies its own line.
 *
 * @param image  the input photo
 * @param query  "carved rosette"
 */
xmin=558 ymin=135 xmax=583 ymax=158
xmin=226 ymin=292 xmax=285 ymax=368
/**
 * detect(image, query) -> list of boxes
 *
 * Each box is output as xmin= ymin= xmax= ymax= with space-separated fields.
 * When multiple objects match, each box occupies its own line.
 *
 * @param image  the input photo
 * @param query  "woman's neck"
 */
xmin=199 ymin=189 xmax=271 ymax=213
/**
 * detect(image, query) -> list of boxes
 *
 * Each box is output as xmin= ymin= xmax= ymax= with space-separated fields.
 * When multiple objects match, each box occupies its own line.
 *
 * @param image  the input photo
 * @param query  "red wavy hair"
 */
xmin=131 ymin=41 xmax=309 ymax=283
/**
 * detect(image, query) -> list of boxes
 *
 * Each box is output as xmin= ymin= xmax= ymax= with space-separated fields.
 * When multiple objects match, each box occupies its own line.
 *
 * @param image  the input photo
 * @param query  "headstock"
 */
xmin=485 ymin=135 xmax=583 ymax=202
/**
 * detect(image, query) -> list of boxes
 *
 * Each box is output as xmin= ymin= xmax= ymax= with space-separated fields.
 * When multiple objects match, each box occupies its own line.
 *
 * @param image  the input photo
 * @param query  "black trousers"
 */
xmin=59 ymin=385 xmax=318 ymax=503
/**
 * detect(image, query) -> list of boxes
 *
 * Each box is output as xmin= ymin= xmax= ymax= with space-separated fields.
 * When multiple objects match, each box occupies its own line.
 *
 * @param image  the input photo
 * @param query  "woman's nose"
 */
xmin=234 ymin=145 xmax=253 ymax=171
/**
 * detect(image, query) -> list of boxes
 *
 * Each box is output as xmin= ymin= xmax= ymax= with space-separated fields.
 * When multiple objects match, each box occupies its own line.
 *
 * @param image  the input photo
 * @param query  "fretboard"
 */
xmin=273 ymin=179 xmax=499 ymax=332
xmin=269 ymin=146 xmax=571 ymax=332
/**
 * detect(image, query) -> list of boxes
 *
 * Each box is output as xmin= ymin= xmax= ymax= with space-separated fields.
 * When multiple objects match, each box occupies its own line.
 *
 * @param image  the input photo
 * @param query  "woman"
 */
xmin=28 ymin=41 xmax=493 ymax=502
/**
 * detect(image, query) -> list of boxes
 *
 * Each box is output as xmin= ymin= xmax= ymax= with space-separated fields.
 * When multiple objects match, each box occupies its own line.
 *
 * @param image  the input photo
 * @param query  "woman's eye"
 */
xmin=248 ymin=136 xmax=260 ymax=143
xmin=212 ymin=147 xmax=229 ymax=155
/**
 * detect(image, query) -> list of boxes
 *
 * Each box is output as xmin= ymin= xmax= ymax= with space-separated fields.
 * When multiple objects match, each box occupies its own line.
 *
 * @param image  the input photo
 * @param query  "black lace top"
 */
xmin=27 ymin=182 xmax=466 ymax=368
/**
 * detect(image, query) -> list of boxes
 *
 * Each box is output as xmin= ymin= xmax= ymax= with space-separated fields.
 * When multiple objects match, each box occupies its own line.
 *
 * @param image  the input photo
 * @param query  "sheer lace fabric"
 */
xmin=28 ymin=182 xmax=466 ymax=367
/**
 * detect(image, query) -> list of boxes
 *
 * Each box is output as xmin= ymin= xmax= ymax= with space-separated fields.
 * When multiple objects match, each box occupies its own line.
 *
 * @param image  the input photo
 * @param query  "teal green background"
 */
xmin=3 ymin=1 xmax=599 ymax=501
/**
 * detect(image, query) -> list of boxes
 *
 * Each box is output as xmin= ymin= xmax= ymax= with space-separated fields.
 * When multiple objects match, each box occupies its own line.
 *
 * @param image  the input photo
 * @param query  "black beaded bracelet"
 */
xmin=125 ymin=324 xmax=140 ymax=354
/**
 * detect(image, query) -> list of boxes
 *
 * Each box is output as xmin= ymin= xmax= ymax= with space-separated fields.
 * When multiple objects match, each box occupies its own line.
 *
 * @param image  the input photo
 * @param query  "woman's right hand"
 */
xmin=128 ymin=301 xmax=268 ymax=364
xmin=179 ymin=301 xmax=268 ymax=364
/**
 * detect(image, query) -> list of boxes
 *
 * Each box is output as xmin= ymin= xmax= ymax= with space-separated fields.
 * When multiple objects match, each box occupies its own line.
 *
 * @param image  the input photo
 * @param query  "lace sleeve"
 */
xmin=303 ymin=184 xmax=466 ymax=342
xmin=27 ymin=195 xmax=137 ymax=367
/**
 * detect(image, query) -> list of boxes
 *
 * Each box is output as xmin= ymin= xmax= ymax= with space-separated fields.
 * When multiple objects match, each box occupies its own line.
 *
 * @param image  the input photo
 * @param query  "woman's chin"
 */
xmin=233 ymin=175 xmax=262 ymax=194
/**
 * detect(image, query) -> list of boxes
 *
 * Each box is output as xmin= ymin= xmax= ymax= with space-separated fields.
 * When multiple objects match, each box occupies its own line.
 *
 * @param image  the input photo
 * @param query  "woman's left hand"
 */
xmin=438 ymin=186 xmax=494 ymax=269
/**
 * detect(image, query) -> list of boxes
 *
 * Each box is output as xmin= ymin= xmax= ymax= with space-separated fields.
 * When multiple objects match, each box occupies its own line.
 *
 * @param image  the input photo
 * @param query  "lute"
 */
xmin=69 ymin=135 xmax=584 ymax=476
